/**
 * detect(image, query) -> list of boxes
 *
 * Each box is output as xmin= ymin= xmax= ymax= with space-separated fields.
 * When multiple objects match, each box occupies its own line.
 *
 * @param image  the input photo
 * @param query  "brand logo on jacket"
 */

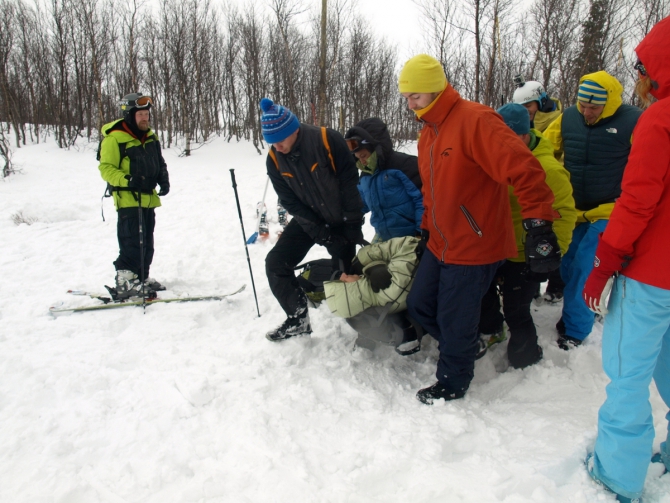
xmin=441 ymin=148 xmax=453 ymax=157
xmin=606 ymin=128 xmax=618 ymax=134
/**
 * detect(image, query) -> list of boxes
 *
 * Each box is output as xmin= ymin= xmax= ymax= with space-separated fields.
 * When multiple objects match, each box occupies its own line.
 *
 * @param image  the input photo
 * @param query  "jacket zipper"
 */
xmin=460 ymin=205 xmax=483 ymax=237
xmin=428 ymin=123 xmax=449 ymax=261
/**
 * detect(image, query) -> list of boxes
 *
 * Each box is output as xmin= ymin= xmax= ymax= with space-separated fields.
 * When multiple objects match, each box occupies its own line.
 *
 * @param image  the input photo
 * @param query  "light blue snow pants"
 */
xmin=561 ymin=220 xmax=608 ymax=340
xmin=592 ymin=276 xmax=670 ymax=499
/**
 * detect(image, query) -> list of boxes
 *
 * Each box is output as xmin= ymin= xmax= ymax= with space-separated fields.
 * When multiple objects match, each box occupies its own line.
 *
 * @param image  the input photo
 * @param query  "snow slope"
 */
xmin=0 ymin=134 xmax=668 ymax=503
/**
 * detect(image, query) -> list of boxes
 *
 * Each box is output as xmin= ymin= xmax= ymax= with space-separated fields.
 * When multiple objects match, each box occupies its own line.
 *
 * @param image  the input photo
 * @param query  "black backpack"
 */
xmin=295 ymin=259 xmax=335 ymax=304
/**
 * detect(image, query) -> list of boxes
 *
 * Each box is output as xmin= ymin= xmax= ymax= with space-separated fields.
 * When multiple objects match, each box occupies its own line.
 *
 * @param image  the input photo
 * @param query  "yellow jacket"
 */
xmin=508 ymin=130 xmax=577 ymax=262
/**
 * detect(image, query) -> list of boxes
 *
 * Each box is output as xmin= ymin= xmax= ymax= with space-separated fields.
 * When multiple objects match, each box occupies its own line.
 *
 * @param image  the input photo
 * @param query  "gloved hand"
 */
xmin=158 ymin=167 xmax=170 ymax=196
xmin=125 ymin=174 xmax=144 ymax=190
xmin=415 ymin=229 xmax=429 ymax=260
xmin=583 ymin=236 xmax=631 ymax=315
xmin=312 ymin=224 xmax=333 ymax=245
xmin=522 ymin=219 xmax=561 ymax=274
xmin=365 ymin=264 xmax=393 ymax=293
xmin=342 ymin=220 xmax=364 ymax=245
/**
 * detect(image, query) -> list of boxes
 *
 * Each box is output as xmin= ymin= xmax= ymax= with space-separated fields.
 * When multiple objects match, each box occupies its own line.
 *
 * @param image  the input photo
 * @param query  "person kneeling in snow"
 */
xmin=323 ymin=236 xmax=423 ymax=356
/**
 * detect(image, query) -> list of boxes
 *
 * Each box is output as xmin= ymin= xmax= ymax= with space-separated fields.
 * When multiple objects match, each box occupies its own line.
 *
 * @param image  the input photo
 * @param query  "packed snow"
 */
xmin=1 ymin=133 xmax=668 ymax=503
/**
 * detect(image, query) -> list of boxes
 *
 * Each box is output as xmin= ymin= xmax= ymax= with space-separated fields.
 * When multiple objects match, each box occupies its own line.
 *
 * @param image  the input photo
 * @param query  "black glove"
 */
xmin=342 ymin=221 xmax=364 ymax=245
xmin=158 ymin=167 xmax=170 ymax=196
xmin=523 ymin=218 xmax=561 ymax=274
xmin=415 ymin=229 xmax=429 ymax=260
xmin=312 ymin=224 xmax=333 ymax=246
xmin=125 ymin=174 xmax=143 ymax=190
xmin=365 ymin=264 xmax=393 ymax=293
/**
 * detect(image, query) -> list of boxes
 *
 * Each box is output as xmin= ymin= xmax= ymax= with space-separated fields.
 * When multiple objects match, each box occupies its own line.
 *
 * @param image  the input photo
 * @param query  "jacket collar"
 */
xmin=418 ymin=85 xmax=461 ymax=126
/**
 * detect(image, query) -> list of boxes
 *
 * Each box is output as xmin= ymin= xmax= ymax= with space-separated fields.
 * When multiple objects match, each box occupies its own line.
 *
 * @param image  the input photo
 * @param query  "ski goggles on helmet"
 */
xmin=120 ymin=95 xmax=153 ymax=110
xmin=634 ymin=60 xmax=647 ymax=77
xmin=345 ymin=137 xmax=370 ymax=153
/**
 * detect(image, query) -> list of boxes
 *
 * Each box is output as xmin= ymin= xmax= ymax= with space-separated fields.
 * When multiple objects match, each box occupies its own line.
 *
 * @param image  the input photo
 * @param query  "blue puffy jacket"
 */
xmin=346 ymin=118 xmax=424 ymax=241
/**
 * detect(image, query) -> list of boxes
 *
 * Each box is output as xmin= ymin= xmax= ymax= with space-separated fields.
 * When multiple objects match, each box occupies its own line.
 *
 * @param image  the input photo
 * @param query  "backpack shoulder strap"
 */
xmin=269 ymin=148 xmax=279 ymax=170
xmin=320 ymin=127 xmax=336 ymax=173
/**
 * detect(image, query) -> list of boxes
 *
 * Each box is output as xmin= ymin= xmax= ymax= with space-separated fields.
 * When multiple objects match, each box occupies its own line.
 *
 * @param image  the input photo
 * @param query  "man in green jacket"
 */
xmin=98 ymin=93 xmax=170 ymax=300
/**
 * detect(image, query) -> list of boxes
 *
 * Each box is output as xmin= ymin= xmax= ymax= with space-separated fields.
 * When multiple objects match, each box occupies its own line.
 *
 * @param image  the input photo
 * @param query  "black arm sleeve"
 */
xmin=327 ymin=129 xmax=364 ymax=221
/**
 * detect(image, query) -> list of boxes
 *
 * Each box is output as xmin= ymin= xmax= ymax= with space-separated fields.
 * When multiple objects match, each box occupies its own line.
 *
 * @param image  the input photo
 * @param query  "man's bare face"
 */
xmin=523 ymin=101 xmax=540 ymax=121
xmin=578 ymin=102 xmax=605 ymax=125
xmin=135 ymin=110 xmax=150 ymax=131
xmin=401 ymin=92 xmax=439 ymax=111
xmin=273 ymin=129 xmax=299 ymax=154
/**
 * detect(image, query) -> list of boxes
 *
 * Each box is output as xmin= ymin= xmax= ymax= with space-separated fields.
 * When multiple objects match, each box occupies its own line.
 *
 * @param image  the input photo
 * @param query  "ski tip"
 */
xmin=246 ymin=232 xmax=258 ymax=244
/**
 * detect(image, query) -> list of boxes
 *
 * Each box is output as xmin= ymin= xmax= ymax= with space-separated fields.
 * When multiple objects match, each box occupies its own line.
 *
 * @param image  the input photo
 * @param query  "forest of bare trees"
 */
xmin=0 ymin=0 xmax=668 ymax=161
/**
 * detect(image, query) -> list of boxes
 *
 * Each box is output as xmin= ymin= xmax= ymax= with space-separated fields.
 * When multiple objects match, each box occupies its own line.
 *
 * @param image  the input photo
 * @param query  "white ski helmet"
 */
xmin=513 ymin=81 xmax=548 ymax=108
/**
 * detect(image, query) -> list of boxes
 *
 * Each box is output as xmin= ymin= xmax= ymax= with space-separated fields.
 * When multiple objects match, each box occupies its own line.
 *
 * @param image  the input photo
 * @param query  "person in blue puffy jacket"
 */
xmin=344 ymin=118 xmax=423 ymax=242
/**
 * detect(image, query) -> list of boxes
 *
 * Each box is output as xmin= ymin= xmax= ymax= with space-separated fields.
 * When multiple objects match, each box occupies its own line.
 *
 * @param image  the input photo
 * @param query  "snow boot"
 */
xmin=277 ymin=204 xmax=288 ymax=228
xmin=475 ymin=336 xmax=488 ymax=360
xmin=652 ymin=442 xmax=669 ymax=474
xmin=395 ymin=318 xmax=421 ymax=356
xmin=557 ymin=334 xmax=582 ymax=351
xmin=266 ymin=306 xmax=312 ymax=342
xmin=416 ymin=381 xmax=466 ymax=405
xmin=144 ymin=277 xmax=166 ymax=291
xmin=481 ymin=326 xmax=507 ymax=348
xmin=114 ymin=270 xmax=156 ymax=301
xmin=542 ymin=291 xmax=563 ymax=303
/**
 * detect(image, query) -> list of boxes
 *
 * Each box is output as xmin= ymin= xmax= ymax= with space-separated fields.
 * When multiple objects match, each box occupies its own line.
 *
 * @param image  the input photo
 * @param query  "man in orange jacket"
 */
xmin=399 ymin=54 xmax=560 ymax=404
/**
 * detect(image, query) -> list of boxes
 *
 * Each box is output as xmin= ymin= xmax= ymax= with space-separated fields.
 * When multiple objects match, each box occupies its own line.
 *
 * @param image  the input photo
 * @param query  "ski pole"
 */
xmin=230 ymin=169 xmax=261 ymax=317
xmin=247 ymin=175 xmax=270 ymax=244
xmin=138 ymin=190 xmax=146 ymax=312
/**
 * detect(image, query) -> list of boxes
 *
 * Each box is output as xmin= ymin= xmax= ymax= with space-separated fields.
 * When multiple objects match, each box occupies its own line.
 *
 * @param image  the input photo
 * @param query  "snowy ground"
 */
xmin=1 ymin=133 xmax=668 ymax=503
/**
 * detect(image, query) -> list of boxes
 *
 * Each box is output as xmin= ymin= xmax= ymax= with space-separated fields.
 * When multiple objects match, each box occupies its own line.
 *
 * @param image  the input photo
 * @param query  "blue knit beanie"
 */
xmin=496 ymin=103 xmax=530 ymax=135
xmin=577 ymin=80 xmax=608 ymax=105
xmin=259 ymin=98 xmax=300 ymax=144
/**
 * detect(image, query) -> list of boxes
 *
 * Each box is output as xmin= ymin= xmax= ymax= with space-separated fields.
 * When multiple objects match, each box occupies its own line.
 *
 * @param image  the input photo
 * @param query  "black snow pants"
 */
xmin=114 ymin=206 xmax=155 ymax=280
xmin=479 ymin=260 xmax=542 ymax=369
xmin=266 ymin=219 xmax=356 ymax=316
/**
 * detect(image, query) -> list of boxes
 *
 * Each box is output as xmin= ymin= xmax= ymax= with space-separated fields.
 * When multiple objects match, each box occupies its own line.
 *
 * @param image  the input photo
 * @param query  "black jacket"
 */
xmin=266 ymin=124 xmax=363 ymax=238
xmin=562 ymin=104 xmax=641 ymax=210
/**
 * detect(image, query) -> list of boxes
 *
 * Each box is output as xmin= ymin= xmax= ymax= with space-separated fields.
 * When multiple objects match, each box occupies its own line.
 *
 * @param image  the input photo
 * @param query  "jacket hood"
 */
xmin=531 ymin=129 xmax=556 ymax=159
xmin=102 ymin=119 xmax=154 ymax=141
xmin=578 ymin=71 xmax=623 ymax=121
xmin=635 ymin=16 xmax=670 ymax=100
xmin=346 ymin=118 xmax=394 ymax=168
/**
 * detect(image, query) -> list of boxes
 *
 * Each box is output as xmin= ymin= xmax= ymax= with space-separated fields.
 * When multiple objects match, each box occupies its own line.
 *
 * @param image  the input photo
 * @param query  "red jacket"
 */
xmin=601 ymin=17 xmax=670 ymax=289
xmin=417 ymin=85 xmax=555 ymax=265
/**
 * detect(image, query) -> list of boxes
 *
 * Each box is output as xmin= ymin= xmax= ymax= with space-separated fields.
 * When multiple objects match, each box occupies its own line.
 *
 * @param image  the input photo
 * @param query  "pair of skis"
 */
xmin=49 ymin=285 xmax=246 ymax=315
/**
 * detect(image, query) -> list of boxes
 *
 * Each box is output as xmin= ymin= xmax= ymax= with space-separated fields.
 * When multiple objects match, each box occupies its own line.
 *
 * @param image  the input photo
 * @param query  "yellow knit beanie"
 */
xmin=398 ymin=54 xmax=448 ymax=93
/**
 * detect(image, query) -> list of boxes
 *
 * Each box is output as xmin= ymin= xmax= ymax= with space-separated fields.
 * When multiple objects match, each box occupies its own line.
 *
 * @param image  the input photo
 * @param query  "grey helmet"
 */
xmin=119 ymin=92 xmax=153 ymax=119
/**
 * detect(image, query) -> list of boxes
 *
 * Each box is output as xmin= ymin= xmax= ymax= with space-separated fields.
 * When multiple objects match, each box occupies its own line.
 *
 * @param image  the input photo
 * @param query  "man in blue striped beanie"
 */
xmin=258 ymin=98 xmax=365 ymax=343
xmin=543 ymin=71 xmax=642 ymax=351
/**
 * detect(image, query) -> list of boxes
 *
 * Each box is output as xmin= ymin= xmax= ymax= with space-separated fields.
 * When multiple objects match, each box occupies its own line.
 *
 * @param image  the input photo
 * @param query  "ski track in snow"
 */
xmin=0 ymin=136 xmax=668 ymax=503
